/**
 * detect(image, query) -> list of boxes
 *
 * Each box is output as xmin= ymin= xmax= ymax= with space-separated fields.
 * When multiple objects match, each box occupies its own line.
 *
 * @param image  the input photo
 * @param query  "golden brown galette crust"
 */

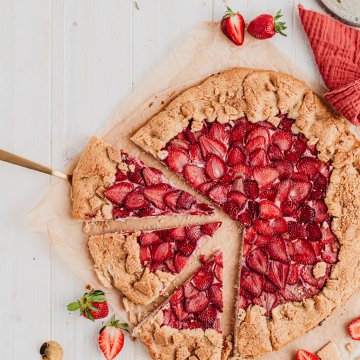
xmin=88 ymin=232 xmax=174 ymax=324
xmin=131 ymin=68 xmax=360 ymax=358
xmin=72 ymin=137 xmax=123 ymax=221
xmin=136 ymin=311 xmax=231 ymax=360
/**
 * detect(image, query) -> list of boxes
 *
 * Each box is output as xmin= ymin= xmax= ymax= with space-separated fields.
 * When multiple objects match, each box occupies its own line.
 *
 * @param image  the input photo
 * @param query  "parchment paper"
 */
xmin=27 ymin=22 xmax=360 ymax=359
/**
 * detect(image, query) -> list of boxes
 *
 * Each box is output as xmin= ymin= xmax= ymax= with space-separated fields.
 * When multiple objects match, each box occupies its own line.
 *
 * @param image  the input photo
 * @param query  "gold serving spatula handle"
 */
xmin=0 ymin=149 xmax=72 ymax=183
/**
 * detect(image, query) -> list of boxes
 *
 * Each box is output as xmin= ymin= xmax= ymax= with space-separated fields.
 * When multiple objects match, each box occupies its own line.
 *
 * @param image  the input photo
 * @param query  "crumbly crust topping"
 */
xmin=131 ymin=68 xmax=360 ymax=358
xmin=138 ymin=311 xmax=228 ymax=360
xmin=88 ymin=232 xmax=174 ymax=308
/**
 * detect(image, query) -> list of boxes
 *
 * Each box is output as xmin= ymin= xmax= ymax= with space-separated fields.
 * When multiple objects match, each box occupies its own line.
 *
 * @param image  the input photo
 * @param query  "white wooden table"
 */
xmin=0 ymin=0 xmax=353 ymax=359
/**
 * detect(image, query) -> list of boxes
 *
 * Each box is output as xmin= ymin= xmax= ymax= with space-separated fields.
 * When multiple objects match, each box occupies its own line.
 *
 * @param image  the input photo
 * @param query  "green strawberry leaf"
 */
xmin=67 ymin=301 xmax=81 ymax=311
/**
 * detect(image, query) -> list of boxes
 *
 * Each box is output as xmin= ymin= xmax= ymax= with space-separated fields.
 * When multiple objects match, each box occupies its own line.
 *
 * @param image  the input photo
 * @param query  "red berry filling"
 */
xmin=161 ymin=116 xmax=339 ymax=315
xmin=138 ymin=223 xmax=222 ymax=274
xmin=103 ymin=152 xmax=214 ymax=219
xmin=161 ymin=252 xmax=223 ymax=332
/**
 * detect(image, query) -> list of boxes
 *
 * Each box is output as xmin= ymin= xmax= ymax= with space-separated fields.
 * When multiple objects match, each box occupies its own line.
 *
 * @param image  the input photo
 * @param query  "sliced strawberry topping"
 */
xmin=104 ymin=183 xmax=134 ymax=205
xmin=201 ymin=222 xmax=222 ymax=236
xmin=297 ymin=157 xmax=322 ymax=179
xmin=151 ymin=243 xmax=173 ymax=263
xmin=174 ymin=254 xmax=189 ymax=273
xmin=177 ymin=192 xmax=196 ymax=210
xmin=183 ymin=165 xmax=207 ymax=188
xmin=253 ymin=292 xmax=278 ymax=315
xmin=267 ymin=237 xmax=288 ymax=263
xmin=259 ymin=200 xmax=281 ymax=219
xmin=124 ymin=189 xmax=149 ymax=210
xmin=209 ymin=122 xmax=229 ymax=143
xmin=205 ymin=154 xmax=226 ymax=179
xmin=185 ymin=293 xmax=209 ymax=313
xmin=289 ymin=181 xmax=311 ymax=204
xmin=143 ymin=184 xmax=171 ymax=210
xmin=272 ymin=130 xmax=292 ymax=151
xmin=241 ymin=268 xmax=263 ymax=297
xmin=290 ymin=239 xmax=317 ymax=264
xmin=163 ymin=190 xmax=181 ymax=212
xmin=139 ymin=232 xmax=161 ymax=246
xmin=245 ymin=136 xmax=266 ymax=153
xmin=197 ymin=304 xmax=217 ymax=327
xmin=227 ymin=146 xmax=246 ymax=166
xmin=167 ymin=148 xmax=189 ymax=173
xmin=253 ymin=166 xmax=279 ymax=188
xmin=208 ymin=184 xmax=229 ymax=204
xmin=142 ymin=167 xmax=163 ymax=186
xmin=273 ymin=159 xmax=293 ymax=180
xmin=169 ymin=288 xmax=184 ymax=306
xmin=268 ymin=261 xmax=289 ymax=289
xmin=199 ymin=135 xmax=227 ymax=159
xmin=246 ymin=248 xmax=269 ymax=275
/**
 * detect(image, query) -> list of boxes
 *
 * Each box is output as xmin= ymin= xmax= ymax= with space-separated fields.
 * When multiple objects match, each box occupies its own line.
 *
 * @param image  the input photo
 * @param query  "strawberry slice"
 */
xmin=253 ymin=166 xmax=279 ymax=188
xmin=299 ymin=205 xmax=315 ymax=223
xmin=272 ymin=217 xmax=288 ymax=234
xmin=253 ymin=292 xmax=278 ymax=314
xmin=227 ymin=146 xmax=246 ymax=166
xmin=268 ymin=261 xmax=289 ymax=289
xmin=124 ymin=189 xmax=149 ymax=210
xmin=185 ymin=293 xmax=209 ymax=313
xmin=208 ymin=184 xmax=229 ymax=204
xmin=163 ymin=190 xmax=181 ymax=212
xmin=296 ymin=349 xmax=320 ymax=360
xmin=288 ymin=221 xmax=307 ymax=240
xmin=169 ymin=226 xmax=186 ymax=241
xmin=229 ymin=123 xmax=246 ymax=143
xmin=151 ymin=243 xmax=173 ymax=263
xmin=142 ymin=167 xmax=163 ymax=186
xmin=174 ymin=254 xmax=189 ymax=273
xmin=313 ymin=200 xmax=330 ymax=222
xmin=186 ymin=225 xmax=202 ymax=241
xmin=289 ymin=181 xmax=311 ymax=204
xmin=268 ymin=144 xmax=284 ymax=161
xmin=250 ymin=149 xmax=269 ymax=166
xmin=244 ymin=180 xmax=259 ymax=199
xmin=272 ymin=130 xmax=292 ymax=151
xmin=199 ymin=135 xmax=227 ymax=159
xmin=321 ymin=243 xmax=339 ymax=264
xmin=139 ymin=246 xmax=151 ymax=264
xmin=183 ymin=165 xmax=207 ymax=188
xmin=224 ymin=200 xmax=243 ymax=220
xmin=241 ymin=268 xmax=264 ymax=297
xmin=184 ymin=282 xmax=200 ymax=299
xmin=281 ymin=200 xmax=297 ymax=216
xmin=143 ymin=184 xmax=171 ymax=210
xmin=297 ymin=157 xmax=322 ymax=179
xmin=227 ymin=191 xmax=247 ymax=208
xmin=192 ymin=270 xmax=214 ymax=291
xmin=177 ymin=241 xmax=197 ymax=256
xmin=177 ymin=192 xmax=196 ymax=210
xmin=290 ymin=239 xmax=317 ymax=264
xmin=189 ymin=144 xmax=203 ymax=163
xmin=104 ymin=183 xmax=134 ymax=205
xmin=162 ymin=308 xmax=180 ymax=329
xmin=307 ymin=222 xmax=322 ymax=241
xmin=245 ymin=136 xmax=266 ymax=153
xmin=197 ymin=304 xmax=217 ymax=327
xmin=201 ymin=222 xmax=222 ymax=236
xmin=172 ymin=302 xmax=187 ymax=321
xmin=276 ymin=179 xmax=291 ymax=202
xmin=139 ymin=232 xmax=161 ymax=246
xmin=287 ymin=263 xmax=301 ymax=285
xmin=208 ymin=283 xmax=223 ymax=308
xmin=348 ymin=316 xmax=360 ymax=340
xmin=246 ymin=248 xmax=269 ymax=275
xmin=259 ymin=200 xmax=281 ymax=219
xmin=254 ymin=218 xmax=274 ymax=236
xmin=247 ymin=126 xmax=270 ymax=143
xmin=167 ymin=148 xmax=189 ymax=173
xmin=221 ymin=6 xmax=245 ymax=46
xmin=267 ymin=237 xmax=289 ymax=263
xmin=169 ymin=288 xmax=184 ymax=306
xmin=230 ymin=163 xmax=253 ymax=179
xmin=273 ymin=159 xmax=293 ymax=180
xmin=209 ymin=122 xmax=229 ymax=143
xmin=205 ymin=154 xmax=226 ymax=179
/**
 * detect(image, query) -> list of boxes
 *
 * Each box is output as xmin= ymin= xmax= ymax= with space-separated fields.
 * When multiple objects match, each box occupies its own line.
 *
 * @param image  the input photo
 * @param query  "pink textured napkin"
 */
xmin=298 ymin=5 xmax=360 ymax=125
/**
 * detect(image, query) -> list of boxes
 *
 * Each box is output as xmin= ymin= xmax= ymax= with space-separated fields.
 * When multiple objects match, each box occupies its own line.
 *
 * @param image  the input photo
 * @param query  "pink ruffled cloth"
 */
xmin=298 ymin=5 xmax=360 ymax=125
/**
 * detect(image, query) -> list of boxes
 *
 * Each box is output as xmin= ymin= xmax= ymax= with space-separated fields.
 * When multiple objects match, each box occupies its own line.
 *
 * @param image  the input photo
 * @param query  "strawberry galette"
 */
xmin=134 ymin=252 xmax=232 ymax=360
xmin=131 ymin=68 xmax=360 ymax=358
xmin=72 ymin=137 xmax=213 ymax=221
xmin=88 ymin=222 xmax=221 ymax=324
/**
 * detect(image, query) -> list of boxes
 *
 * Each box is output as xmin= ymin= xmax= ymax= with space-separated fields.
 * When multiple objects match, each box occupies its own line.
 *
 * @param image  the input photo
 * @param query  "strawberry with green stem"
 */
xmin=98 ymin=315 xmax=128 ymax=360
xmin=220 ymin=6 xmax=245 ymax=46
xmin=67 ymin=288 xmax=109 ymax=321
xmin=248 ymin=10 xmax=287 ymax=40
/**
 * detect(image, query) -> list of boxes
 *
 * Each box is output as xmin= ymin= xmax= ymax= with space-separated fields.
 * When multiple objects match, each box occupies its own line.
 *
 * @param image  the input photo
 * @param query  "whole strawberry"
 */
xmin=220 ymin=6 xmax=245 ymax=46
xmin=67 ymin=288 xmax=109 ymax=321
xmin=98 ymin=316 xmax=128 ymax=360
xmin=248 ymin=10 xmax=287 ymax=40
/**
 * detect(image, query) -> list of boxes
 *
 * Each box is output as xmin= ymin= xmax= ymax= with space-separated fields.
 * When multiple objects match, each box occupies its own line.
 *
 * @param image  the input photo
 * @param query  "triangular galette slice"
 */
xmin=88 ymin=222 xmax=221 ymax=324
xmin=72 ymin=137 xmax=213 ymax=221
xmin=134 ymin=252 xmax=232 ymax=360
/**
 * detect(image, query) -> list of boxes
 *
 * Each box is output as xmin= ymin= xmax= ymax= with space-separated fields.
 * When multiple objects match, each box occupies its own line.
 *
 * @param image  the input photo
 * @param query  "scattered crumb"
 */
xmin=313 ymin=262 xmax=327 ymax=279
xmin=83 ymin=222 xmax=91 ymax=234
xmin=133 ymin=1 xmax=140 ymax=10
xmin=85 ymin=284 xmax=91 ymax=290
xmin=317 ymin=341 xmax=340 ymax=360
xmin=148 ymin=102 xmax=153 ymax=108
xmin=161 ymin=101 xmax=165 ymax=105
xmin=345 ymin=342 xmax=353 ymax=352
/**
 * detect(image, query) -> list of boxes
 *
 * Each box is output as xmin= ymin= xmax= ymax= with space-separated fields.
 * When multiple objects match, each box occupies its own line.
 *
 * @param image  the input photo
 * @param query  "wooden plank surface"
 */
xmin=0 ymin=0 xmax=359 ymax=359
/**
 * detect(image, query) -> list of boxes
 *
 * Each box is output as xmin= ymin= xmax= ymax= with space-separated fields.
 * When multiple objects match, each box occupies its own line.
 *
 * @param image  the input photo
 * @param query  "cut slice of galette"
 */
xmin=72 ymin=137 xmax=213 ymax=221
xmin=88 ymin=222 xmax=221 ymax=324
xmin=131 ymin=68 xmax=360 ymax=358
xmin=133 ymin=252 xmax=232 ymax=360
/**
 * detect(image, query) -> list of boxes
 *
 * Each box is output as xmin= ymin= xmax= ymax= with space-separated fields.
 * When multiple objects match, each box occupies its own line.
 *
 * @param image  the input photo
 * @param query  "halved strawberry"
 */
xmin=227 ymin=191 xmax=247 ymax=208
xmin=246 ymin=248 xmax=269 ymax=275
xmin=287 ymin=263 xmax=301 ymax=284
xmin=184 ymin=282 xmax=200 ymax=299
xmin=348 ymin=316 xmax=360 ymax=340
xmin=205 ymin=154 xmax=226 ymax=179
xmin=276 ymin=179 xmax=291 ymax=202
xmin=254 ymin=218 xmax=274 ymax=236
xmin=259 ymin=200 xmax=281 ymax=219
xmin=167 ymin=148 xmax=189 ymax=173
xmin=227 ymin=146 xmax=246 ymax=166
xmin=98 ymin=316 xmax=128 ymax=360
xmin=253 ymin=166 xmax=279 ymax=188
xmin=221 ymin=6 xmax=245 ymax=46
xmin=143 ymin=184 xmax=171 ymax=210
xmin=104 ymin=183 xmax=134 ymax=205
xmin=199 ymin=135 xmax=227 ymax=159
xmin=183 ymin=165 xmax=207 ymax=188
xmin=189 ymin=144 xmax=203 ymax=163
xmin=295 ymin=349 xmax=320 ymax=360
xmin=174 ymin=254 xmax=189 ymax=273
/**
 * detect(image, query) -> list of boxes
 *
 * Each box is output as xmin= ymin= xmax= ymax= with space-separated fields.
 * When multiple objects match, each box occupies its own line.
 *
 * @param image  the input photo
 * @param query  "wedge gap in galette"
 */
xmin=87 ymin=222 xmax=221 ymax=324
xmin=133 ymin=252 xmax=232 ymax=360
xmin=72 ymin=137 xmax=214 ymax=221
xmin=131 ymin=68 xmax=360 ymax=358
